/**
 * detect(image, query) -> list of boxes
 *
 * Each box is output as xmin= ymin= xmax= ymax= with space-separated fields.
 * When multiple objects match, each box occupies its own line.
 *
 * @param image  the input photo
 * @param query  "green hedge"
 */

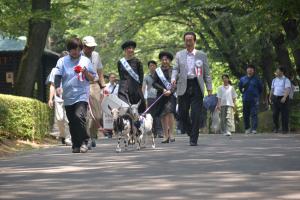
xmin=0 ymin=94 xmax=53 ymax=140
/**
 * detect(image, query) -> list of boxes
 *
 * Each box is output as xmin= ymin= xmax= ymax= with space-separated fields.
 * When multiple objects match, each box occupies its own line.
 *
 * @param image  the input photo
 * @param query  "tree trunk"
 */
xmin=271 ymin=33 xmax=293 ymax=77
xmin=282 ymin=18 xmax=300 ymax=78
xmin=15 ymin=0 xmax=51 ymax=97
xmin=260 ymin=41 xmax=274 ymax=89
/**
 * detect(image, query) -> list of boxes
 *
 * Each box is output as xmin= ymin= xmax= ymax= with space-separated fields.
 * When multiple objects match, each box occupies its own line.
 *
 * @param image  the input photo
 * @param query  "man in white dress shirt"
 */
xmin=171 ymin=32 xmax=212 ymax=146
xmin=269 ymin=67 xmax=291 ymax=133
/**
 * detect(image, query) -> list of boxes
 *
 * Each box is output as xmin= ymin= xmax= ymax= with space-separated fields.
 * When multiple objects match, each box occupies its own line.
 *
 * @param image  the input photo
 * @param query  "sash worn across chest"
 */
xmin=156 ymin=67 xmax=172 ymax=90
xmin=120 ymin=57 xmax=140 ymax=83
xmin=156 ymin=67 xmax=177 ymax=97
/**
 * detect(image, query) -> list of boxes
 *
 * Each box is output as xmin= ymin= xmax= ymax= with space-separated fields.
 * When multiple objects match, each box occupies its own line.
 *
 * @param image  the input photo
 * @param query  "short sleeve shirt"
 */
xmin=217 ymin=85 xmax=237 ymax=107
xmin=143 ymin=74 xmax=157 ymax=99
xmin=272 ymin=76 xmax=291 ymax=96
xmin=55 ymin=55 xmax=97 ymax=106
xmin=81 ymin=51 xmax=103 ymax=81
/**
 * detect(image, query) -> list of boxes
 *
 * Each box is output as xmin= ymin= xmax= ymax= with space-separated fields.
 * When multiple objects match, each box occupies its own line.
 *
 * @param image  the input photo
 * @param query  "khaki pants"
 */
xmin=54 ymin=98 xmax=71 ymax=139
xmin=220 ymin=106 xmax=235 ymax=133
xmin=87 ymin=83 xmax=103 ymax=139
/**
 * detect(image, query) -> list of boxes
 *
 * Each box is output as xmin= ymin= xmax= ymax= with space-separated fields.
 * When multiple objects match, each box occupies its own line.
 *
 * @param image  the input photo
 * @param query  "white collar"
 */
xmin=187 ymin=49 xmax=196 ymax=56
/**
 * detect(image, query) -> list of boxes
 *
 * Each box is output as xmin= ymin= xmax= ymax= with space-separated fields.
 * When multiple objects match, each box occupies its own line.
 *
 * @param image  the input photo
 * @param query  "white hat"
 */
xmin=82 ymin=36 xmax=97 ymax=47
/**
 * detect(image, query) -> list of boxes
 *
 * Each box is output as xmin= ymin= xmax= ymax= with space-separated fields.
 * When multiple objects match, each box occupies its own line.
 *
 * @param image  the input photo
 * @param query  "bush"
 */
xmin=0 ymin=94 xmax=53 ymax=140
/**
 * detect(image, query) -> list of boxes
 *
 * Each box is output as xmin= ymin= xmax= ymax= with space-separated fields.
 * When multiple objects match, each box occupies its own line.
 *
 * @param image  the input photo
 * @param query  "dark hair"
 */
xmin=121 ymin=40 xmax=137 ymax=50
xmin=66 ymin=38 xmax=83 ymax=51
xmin=147 ymin=60 xmax=157 ymax=67
xmin=246 ymin=64 xmax=256 ymax=70
xmin=278 ymin=66 xmax=286 ymax=74
xmin=158 ymin=51 xmax=174 ymax=61
xmin=183 ymin=31 xmax=197 ymax=41
xmin=222 ymin=74 xmax=232 ymax=85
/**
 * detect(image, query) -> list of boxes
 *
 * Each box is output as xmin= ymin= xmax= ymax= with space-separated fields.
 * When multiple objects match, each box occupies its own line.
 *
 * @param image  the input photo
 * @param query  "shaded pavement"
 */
xmin=1 ymin=134 xmax=300 ymax=200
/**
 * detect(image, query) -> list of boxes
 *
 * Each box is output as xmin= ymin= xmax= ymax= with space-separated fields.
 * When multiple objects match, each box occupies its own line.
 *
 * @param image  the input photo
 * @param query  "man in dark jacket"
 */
xmin=239 ymin=64 xmax=263 ymax=134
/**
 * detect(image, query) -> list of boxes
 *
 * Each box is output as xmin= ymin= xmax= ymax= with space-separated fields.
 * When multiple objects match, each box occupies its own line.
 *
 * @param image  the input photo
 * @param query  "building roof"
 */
xmin=0 ymin=38 xmax=26 ymax=51
xmin=0 ymin=38 xmax=60 ymax=57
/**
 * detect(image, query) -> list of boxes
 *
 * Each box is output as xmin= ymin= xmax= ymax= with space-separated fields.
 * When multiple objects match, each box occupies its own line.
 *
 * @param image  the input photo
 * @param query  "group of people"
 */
xmin=216 ymin=64 xmax=293 ymax=136
xmin=47 ymin=31 xmax=294 ymax=153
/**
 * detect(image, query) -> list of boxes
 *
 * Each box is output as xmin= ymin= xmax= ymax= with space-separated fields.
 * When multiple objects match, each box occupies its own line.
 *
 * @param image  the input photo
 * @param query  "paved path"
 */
xmin=1 ymin=134 xmax=300 ymax=200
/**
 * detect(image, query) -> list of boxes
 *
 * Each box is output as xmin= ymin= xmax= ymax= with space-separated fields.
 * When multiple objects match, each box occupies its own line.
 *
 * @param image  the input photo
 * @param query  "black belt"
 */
xmin=273 ymin=95 xmax=284 ymax=98
xmin=187 ymin=78 xmax=197 ymax=84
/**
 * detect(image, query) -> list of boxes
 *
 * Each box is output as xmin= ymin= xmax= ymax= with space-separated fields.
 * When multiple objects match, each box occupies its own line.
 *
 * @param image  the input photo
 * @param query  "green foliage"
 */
xmin=290 ymin=92 xmax=300 ymax=131
xmin=0 ymin=94 xmax=53 ymax=140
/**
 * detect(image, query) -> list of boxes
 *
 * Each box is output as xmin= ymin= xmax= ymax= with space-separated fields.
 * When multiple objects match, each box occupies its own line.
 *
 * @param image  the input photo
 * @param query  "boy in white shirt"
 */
xmin=216 ymin=74 xmax=237 ymax=136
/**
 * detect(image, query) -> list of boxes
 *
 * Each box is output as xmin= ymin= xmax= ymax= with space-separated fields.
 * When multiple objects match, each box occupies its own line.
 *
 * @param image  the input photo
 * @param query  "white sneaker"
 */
xmin=65 ymin=138 xmax=72 ymax=146
xmin=245 ymin=129 xmax=251 ymax=134
xmin=252 ymin=130 xmax=257 ymax=134
xmin=224 ymin=131 xmax=231 ymax=136
xmin=80 ymin=144 xmax=88 ymax=153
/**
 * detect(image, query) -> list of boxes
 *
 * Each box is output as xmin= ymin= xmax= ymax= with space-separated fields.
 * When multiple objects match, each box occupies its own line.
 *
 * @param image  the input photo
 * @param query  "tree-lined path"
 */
xmin=1 ymin=134 xmax=300 ymax=200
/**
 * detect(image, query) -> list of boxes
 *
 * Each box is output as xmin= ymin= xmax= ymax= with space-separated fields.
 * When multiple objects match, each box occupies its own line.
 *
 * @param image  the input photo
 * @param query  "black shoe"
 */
xmin=170 ymin=138 xmax=175 ymax=142
xmin=61 ymin=137 xmax=66 ymax=145
xmin=190 ymin=142 xmax=198 ymax=146
xmin=72 ymin=147 xmax=80 ymax=153
xmin=158 ymin=135 xmax=164 ymax=138
xmin=273 ymin=128 xmax=279 ymax=133
xmin=161 ymin=139 xmax=169 ymax=143
xmin=91 ymin=139 xmax=96 ymax=147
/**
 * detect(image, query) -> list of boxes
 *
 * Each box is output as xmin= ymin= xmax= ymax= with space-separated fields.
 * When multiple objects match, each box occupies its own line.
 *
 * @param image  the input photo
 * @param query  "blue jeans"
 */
xmin=243 ymin=99 xmax=258 ymax=131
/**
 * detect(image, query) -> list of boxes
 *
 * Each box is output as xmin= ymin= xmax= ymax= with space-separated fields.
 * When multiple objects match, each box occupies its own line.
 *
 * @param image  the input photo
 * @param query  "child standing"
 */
xmin=216 ymin=74 xmax=237 ymax=136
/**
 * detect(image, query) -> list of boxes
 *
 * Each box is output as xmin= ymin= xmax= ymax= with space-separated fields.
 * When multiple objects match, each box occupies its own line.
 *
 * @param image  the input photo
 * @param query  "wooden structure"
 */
xmin=0 ymin=38 xmax=59 ymax=102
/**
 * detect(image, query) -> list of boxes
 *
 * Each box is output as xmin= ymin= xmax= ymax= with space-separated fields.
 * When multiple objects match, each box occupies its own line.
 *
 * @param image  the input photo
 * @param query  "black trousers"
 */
xmin=65 ymin=101 xmax=89 ymax=148
xmin=178 ymin=78 xmax=203 ymax=144
xmin=272 ymin=95 xmax=289 ymax=132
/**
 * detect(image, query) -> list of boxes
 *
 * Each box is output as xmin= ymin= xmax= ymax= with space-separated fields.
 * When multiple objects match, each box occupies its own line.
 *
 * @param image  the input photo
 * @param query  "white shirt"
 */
xmin=217 ymin=85 xmax=237 ymax=107
xmin=272 ymin=76 xmax=291 ymax=96
xmin=186 ymin=49 xmax=196 ymax=79
xmin=105 ymin=82 xmax=119 ymax=95
xmin=81 ymin=51 xmax=103 ymax=81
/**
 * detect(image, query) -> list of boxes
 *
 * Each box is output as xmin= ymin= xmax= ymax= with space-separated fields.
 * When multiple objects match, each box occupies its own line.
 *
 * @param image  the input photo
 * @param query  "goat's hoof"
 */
xmin=116 ymin=148 xmax=121 ymax=153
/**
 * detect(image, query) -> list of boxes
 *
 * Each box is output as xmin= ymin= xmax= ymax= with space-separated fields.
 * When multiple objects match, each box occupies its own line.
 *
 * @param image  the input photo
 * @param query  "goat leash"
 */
xmin=141 ymin=93 xmax=164 ymax=116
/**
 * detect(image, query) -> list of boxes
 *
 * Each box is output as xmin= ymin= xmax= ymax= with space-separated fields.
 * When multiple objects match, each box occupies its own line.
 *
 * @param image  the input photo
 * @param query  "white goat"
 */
xmin=108 ymin=105 xmax=131 ymax=153
xmin=138 ymin=114 xmax=155 ymax=149
xmin=128 ymin=101 xmax=155 ymax=149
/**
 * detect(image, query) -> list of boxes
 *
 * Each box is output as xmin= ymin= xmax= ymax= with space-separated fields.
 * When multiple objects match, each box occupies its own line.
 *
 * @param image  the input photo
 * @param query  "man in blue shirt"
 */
xmin=239 ymin=64 xmax=263 ymax=134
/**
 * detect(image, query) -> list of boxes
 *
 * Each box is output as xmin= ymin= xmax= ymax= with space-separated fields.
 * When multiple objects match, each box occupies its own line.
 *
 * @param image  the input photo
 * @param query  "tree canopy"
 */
xmin=0 ymin=0 xmax=300 ymax=97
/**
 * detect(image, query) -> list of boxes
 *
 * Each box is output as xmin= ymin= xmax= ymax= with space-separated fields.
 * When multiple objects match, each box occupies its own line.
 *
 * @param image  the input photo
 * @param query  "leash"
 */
xmin=141 ymin=93 xmax=165 ymax=116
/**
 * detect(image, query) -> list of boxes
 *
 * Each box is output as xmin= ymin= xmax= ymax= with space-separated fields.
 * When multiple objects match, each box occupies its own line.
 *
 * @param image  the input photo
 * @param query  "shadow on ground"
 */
xmin=1 ymin=134 xmax=300 ymax=200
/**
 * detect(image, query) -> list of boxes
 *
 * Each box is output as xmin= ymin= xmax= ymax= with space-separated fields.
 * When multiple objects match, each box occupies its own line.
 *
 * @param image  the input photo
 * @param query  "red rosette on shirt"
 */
xmin=74 ymin=65 xmax=82 ymax=73
xmin=73 ymin=65 xmax=85 ymax=81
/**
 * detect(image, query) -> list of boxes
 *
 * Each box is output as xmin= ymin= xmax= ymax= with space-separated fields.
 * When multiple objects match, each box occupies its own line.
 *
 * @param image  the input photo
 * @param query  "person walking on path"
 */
xmin=82 ymin=36 xmax=105 ymax=148
xmin=152 ymin=52 xmax=176 ymax=143
xmin=117 ymin=40 xmax=146 ymax=113
xmin=269 ymin=67 xmax=292 ymax=133
xmin=54 ymin=38 xmax=97 ymax=153
xmin=142 ymin=60 xmax=163 ymax=138
xmin=171 ymin=32 xmax=212 ymax=146
xmin=238 ymin=64 xmax=263 ymax=134
xmin=216 ymin=74 xmax=237 ymax=136
xmin=47 ymin=65 xmax=72 ymax=146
